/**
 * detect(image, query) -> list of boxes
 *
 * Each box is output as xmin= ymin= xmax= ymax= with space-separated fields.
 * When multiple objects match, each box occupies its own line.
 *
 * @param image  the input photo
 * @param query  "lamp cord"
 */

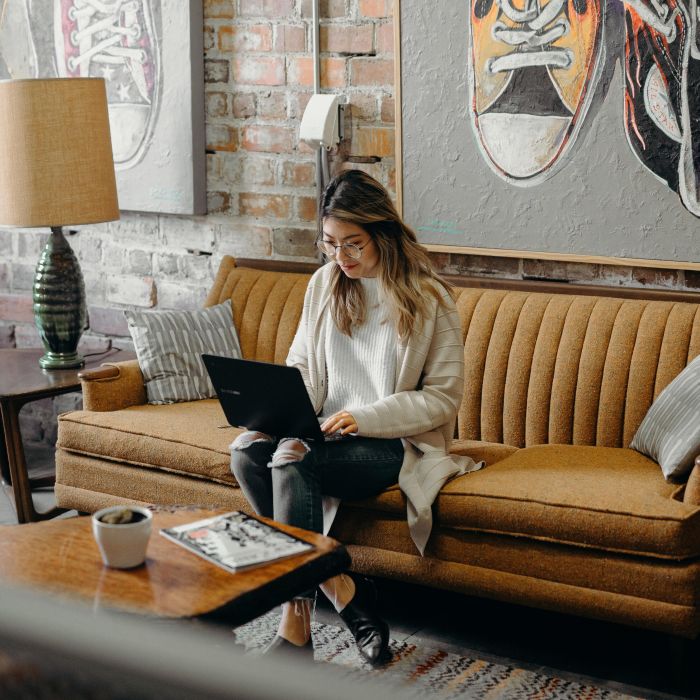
xmin=82 ymin=346 xmax=122 ymax=360
xmin=0 ymin=0 xmax=7 ymax=33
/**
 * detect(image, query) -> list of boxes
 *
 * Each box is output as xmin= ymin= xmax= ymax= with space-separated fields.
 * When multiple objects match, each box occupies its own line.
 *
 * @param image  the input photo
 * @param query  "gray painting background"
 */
xmin=400 ymin=0 xmax=699 ymax=264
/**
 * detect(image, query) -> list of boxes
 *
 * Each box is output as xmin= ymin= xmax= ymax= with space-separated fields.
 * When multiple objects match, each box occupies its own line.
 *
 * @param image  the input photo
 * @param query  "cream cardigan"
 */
xmin=286 ymin=263 xmax=482 ymax=555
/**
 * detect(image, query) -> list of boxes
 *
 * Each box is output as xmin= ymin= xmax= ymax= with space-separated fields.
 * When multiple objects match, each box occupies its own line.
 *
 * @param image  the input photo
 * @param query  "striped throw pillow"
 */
xmin=125 ymin=300 xmax=242 ymax=404
xmin=631 ymin=353 xmax=700 ymax=480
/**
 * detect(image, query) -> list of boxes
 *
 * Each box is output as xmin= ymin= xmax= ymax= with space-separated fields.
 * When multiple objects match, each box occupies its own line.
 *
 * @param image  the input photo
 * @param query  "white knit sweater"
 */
xmin=320 ymin=277 xmax=397 ymax=420
xmin=286 ymin=263 xmax=482 ymax=555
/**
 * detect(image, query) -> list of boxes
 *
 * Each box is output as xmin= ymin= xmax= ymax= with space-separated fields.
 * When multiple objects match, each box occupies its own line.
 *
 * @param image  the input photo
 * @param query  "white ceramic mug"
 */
xmin=92 ymin=505 xmax=153 ymax=569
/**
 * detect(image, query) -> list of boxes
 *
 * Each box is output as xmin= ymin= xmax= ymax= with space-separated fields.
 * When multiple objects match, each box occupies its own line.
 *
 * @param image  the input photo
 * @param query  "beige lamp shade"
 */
xmin=0 ymin=78 xmax=119 ymax=227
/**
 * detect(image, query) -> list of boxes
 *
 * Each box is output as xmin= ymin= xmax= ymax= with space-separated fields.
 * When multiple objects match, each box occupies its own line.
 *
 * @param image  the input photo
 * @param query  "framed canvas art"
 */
xmin=0 ymin=0 xmax=206 ymax=215
xmin=394 ymin=0 xmax=700 ymax=269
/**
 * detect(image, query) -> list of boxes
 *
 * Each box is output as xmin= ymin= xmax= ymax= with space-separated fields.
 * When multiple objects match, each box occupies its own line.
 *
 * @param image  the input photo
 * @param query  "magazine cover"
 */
xmin=160 ymin=511 xmax=315 ymax=572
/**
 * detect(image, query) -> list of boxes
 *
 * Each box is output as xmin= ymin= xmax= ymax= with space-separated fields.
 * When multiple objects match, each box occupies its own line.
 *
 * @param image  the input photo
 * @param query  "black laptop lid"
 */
xmin=202 ymin=354 xmax=324 ymax=441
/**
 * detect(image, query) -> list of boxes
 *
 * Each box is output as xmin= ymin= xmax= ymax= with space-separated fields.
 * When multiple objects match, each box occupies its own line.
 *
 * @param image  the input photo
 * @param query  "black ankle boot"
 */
xmin=263 ymin=634 xmax=314 ymax=660
xmin=338 ymin=576 xmax=391 ymax=665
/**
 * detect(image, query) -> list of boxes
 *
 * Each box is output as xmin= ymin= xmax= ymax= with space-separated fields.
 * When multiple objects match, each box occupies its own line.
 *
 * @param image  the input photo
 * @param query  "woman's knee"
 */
xmin=231 ymin=430 xmax=274 ymax=451
xmin=270 ymin=438 xmax=311 ymax=468
xmin=230 ymin=431 xmax=275 ymax=481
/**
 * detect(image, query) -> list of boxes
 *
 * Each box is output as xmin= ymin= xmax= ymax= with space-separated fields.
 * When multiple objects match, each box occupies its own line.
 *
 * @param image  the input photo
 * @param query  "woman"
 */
xmin=231 ymin=169 xmax=481 ymax=664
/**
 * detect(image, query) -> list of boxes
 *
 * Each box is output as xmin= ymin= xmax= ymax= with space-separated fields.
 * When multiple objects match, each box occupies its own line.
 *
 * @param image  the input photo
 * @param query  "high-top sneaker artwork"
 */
xmin=54 ymin=0 xmax=160 ymax=170
xmin=469 ymin=0 xmax=605 ymax=185
xmin=679 ymin=0 xmax=700 ymax=214
xmin=0 ymin=0 xmax=38 ymax=78
xmin=622 ymin=0 xmax=700 ymax=216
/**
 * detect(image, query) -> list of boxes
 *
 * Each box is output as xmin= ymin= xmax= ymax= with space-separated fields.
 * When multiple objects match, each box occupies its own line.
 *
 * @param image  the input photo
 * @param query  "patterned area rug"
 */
xmin=234 ymin=612 xmax=640 ymax=700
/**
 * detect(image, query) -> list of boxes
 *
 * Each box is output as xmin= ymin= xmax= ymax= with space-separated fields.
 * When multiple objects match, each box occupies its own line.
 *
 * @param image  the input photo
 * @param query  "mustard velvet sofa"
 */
xmin=55 ymin=256 xmax=700 ymax=638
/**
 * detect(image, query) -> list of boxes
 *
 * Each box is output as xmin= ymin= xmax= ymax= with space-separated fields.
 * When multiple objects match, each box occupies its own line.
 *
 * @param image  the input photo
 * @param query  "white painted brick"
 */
xmin=159 ymin=216 xmax=217 ymax=252
xmin=79 ymin=221 xmax=111 ymax=236
xmin=83 ymin=272 xmax=106 ymax=302
xmin=155 ymin=253 xmax=180 ymax=276
xmin=220 ymin=153 xmax=276 ymax=187
xmin=108 ymin=213 xmax=160 ymax=242
xmin=127 ymin=249 xmax=154 ymax=275
xmin=101 ymin=242 xmax=126 ymax=270
xmin=0 ymin=228 xmax=13 ymax=256
xmin=12 ymin=264 xmax=36 ymax=291
xmin=220 ymin=154 xmax=242 ymax=185
xmin=87 ymin=306 xmax=130 ymax=336
xmin=156 ymin=281 xmax=207 ymax=311
xmin=272 ymin=227 xmax=316 ymax=257
xmin=77 ymin=334 xmax=113 ymax=354
xmin=107 ymin=275 xmax=156 ymax=307
xmin=17 ymin=230 xmax=49 ymax=259
xmin=74 ymin=235 xmax=103 ymax=265
xmin=180 ymin=254 xmax=215 ymax=282
xmin=217 ymin=221 xmax=272 ymax=258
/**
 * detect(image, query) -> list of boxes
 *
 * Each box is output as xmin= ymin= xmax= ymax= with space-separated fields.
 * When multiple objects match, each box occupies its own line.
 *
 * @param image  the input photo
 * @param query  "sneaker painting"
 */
xmin=54 ymin=0 xmax=161 ymax=171
xmin=469 ymin=0 xmax=605 ymax=185
xmin=622 ymin=0 xmax=700 ymax=216
xmin=0 ymin=0 xmax=38 ymax=78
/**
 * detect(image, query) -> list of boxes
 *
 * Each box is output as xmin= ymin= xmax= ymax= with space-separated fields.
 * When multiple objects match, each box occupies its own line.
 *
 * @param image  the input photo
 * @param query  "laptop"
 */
xmin=202 ymin=354 xmax=341 ymax=442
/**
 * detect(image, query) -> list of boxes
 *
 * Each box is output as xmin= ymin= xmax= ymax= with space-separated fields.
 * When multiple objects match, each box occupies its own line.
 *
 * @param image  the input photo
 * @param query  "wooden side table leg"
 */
xmin=0 ymin=415 xmax=10 ymax=484
xmin=0 ymin=399 xmax=36 ymax=523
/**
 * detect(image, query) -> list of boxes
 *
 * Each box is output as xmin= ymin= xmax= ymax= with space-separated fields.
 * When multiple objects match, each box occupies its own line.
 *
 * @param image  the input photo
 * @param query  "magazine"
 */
xmin=160 ymin=511 xmax=315 ymax=572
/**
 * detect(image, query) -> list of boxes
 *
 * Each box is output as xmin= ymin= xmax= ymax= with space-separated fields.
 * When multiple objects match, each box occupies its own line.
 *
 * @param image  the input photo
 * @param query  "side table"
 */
xmin=0 ymin=347 xmax=135 ymax=523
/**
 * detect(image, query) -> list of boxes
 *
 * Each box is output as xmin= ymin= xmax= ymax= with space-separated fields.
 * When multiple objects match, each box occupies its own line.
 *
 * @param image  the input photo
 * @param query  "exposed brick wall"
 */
xmin=1 ymin=1 xmax=398 ymax=335
xmin=0 ymin=0 xmax=396 ymax=446
xmin=0 ymin=1 xmax=698 ymax=448
xmin=431 ymin=253 xmax=700 ymax=293
xmin=205 ymin=0 xmax=396 ymax=242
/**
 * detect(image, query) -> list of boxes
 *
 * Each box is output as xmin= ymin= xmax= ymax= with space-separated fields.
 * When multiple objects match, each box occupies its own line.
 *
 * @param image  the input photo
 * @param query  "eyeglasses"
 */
xmin=316 ymin=240 xmax=367 ymax=260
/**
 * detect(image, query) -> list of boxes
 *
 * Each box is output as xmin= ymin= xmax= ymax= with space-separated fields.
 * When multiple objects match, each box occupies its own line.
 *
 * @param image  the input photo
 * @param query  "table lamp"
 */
xmin=0 ymin=78 xmax=119 ymax=369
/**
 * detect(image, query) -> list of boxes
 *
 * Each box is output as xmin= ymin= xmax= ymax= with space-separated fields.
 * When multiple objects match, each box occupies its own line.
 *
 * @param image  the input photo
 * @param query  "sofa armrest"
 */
xmin=683 ymin=457 xmax=700 ymax=505
xmin=77 ymin=360 xmax=147 ymax=412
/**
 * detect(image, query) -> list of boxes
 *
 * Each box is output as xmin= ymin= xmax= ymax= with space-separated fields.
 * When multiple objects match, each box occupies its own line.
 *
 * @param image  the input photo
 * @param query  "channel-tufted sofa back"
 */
xmin=205 ymin=256 xmax=311 ymax=365
xmin=206 ymin=257 xmax=700 ymax=450
xmin=456 ymin=289 xmax=700 ymax=448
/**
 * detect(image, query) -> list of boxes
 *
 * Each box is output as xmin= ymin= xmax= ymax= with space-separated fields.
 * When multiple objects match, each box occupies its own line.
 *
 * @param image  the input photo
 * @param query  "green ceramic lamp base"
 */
xmin=38 ymin=351 xmax=85 ymax=370
xmin=33 ymin=226 xmax=87 ymax=371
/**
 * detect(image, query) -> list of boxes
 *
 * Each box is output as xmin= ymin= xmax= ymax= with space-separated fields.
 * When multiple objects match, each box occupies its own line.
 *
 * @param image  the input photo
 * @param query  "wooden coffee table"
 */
xmin=0 ymin=508 xmax=350 ymax=627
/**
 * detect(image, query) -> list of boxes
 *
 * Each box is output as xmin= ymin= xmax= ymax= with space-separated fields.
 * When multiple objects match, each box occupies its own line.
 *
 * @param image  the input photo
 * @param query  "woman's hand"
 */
xmin=321 ymin=410 xmax=358 ymax=436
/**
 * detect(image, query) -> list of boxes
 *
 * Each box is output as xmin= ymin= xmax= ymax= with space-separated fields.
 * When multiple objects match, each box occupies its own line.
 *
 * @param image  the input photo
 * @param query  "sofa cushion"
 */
xmin=58 ymin=401 xmax=240 ymax=485
xmin=630 ymin=353 xmax=700 ymax=480
xmin=349 ymin=444 xmax=700 ymax=559
xmin=125 ymin=300 xmax=242 ymax=404
xmin=438 ymin=445 xmax=700 ymax=559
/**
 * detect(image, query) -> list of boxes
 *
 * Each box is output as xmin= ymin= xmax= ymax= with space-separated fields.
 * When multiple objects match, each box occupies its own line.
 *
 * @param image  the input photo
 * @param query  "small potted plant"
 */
xmin=92 ymin=505 xmax=153 ymax=569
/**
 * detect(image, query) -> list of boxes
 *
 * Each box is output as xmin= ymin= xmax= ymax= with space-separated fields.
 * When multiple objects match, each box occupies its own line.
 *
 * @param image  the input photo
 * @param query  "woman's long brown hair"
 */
xmin=319 ymin=169 xmax=453 ymax=338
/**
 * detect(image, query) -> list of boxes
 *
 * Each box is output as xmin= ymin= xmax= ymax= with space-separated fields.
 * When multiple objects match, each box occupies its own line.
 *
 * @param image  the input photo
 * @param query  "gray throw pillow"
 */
xmin=125 ymin=300 xmax=242 ymax=404
xmin=630 ymin=353 xmax=700 ymax=480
